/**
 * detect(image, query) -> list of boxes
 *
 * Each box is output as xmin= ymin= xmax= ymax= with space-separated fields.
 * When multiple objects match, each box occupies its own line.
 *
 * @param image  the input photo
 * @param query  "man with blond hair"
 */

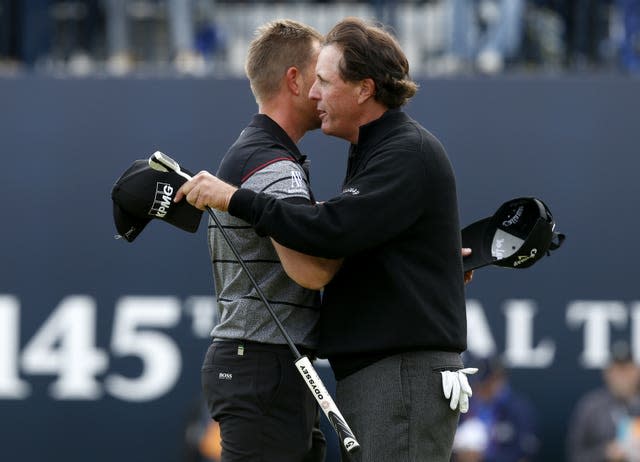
xmin=199 ymin=19 xmax=341 ymax=462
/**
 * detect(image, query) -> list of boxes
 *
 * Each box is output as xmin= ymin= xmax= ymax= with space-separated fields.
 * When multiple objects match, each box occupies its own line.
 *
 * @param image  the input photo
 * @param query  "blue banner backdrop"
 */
xmin=1 ymin=75 xmax=639 ymax=461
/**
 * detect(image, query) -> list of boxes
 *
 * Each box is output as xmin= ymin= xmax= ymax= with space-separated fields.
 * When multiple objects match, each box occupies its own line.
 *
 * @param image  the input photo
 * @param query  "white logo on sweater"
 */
xmin=291 ymin=170 xmax=304 ymax=188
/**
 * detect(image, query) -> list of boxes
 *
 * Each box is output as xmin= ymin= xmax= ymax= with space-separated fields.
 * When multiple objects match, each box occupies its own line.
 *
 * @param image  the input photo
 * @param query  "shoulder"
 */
xmin=371 ymin=122 xmax=444 ymax=174
xmin=377 ymin=116 xmax=446 ymax=159
xmin=218 ymin=127 xmax=298 ymax=184
xmin=572 ymin=388 xmax=613 ymax=417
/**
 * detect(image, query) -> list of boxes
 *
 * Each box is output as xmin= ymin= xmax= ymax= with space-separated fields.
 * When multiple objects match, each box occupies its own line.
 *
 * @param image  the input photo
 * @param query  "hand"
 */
xmin=462 ymin=248 xmax=474 ymax=284
xmin=174 ymin=171 xmax=238 ymax=211
xmin=441 ymin=368 xmax=478 ymax=413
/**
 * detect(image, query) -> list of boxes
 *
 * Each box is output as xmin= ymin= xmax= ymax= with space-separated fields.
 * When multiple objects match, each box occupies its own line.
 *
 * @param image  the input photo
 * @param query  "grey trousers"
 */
xmin=337 ymin=350 xmax=463 ymax=462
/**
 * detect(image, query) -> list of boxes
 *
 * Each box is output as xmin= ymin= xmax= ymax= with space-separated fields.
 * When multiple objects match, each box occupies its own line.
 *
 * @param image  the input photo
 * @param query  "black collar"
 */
xmin=249 ymin=114 xmax=306 ymax=163
xmin=354 ymin=108 xmax=408 ymax=153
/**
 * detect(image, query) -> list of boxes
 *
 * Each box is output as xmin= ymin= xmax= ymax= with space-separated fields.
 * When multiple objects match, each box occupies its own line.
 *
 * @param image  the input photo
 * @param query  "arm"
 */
xmin=271 ymin=239 xmax=343 ymax=290
xmin=229 ymin=148 xmax=430 ymax=258
xmin=175 ymin=147 xmax=428 ymax=258
xmin=176 ymin=171 xmax=471 ymax=277
xmin=194 ymin=153 xmax=343 ymax=288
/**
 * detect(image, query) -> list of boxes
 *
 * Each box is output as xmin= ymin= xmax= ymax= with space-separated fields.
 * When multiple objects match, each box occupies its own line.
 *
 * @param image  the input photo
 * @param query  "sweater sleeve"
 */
xmin=228 ymin=147 xmax=428 ymax=259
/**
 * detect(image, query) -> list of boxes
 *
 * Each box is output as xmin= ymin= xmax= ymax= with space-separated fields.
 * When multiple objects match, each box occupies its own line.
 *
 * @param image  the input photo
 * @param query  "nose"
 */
xmin=309 ymin=79 xmax=320 ymax=101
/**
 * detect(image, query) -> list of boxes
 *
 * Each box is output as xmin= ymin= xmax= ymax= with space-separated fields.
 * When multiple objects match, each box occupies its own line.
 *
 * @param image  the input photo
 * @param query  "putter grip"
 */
xmin=294 ymin=356 xmax=360 ymax=453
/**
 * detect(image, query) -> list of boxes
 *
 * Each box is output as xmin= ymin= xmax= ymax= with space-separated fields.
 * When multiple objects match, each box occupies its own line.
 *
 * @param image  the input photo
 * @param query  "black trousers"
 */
xmin=201 ymin=340 xmax=326 ymax=462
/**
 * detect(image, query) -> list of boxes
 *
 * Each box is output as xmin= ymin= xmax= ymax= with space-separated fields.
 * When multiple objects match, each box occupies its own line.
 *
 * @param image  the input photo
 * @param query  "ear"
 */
xmin=357 ymin=78 xmax=376 ymax=104
xmin=285 ymin=67 xmax=302 ymax=96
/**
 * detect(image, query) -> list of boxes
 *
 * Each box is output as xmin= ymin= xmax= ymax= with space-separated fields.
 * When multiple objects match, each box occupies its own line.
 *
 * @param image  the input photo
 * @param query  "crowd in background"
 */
xmin=0 ymin=0 xmax=638 ymax=77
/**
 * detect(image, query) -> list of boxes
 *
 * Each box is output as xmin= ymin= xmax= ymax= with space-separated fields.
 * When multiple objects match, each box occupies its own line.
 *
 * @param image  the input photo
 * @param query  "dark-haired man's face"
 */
xmin=309 ymin=45 xmax=363 ymax=143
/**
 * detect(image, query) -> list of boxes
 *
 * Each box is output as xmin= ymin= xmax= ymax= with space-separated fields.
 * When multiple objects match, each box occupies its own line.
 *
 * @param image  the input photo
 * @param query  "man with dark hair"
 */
xmin=179 ymin=17 xmax=473 ymax=461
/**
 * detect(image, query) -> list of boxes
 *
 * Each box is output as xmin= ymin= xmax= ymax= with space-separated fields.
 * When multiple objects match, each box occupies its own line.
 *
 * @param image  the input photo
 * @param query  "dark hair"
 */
xmin=324 ymin=17 xmax=418 ymax=108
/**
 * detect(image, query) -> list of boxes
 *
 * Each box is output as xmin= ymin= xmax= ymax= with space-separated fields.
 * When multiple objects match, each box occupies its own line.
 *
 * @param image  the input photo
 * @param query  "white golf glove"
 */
xmin=441 ymin=367 xmax=478 ymax=414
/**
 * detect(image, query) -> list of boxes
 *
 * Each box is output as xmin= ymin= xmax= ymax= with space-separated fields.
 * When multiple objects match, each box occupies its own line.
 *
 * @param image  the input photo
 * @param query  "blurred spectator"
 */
xmin=567 ymin=0 xmax=612 ymax=69
xmin=566 ymin=340 xmax=640 ymax=462
xmin=1 ymin=0 xmax=636 ymax=77
xmin=0 ymin=0 xmax=53 ymax=69
xmin=50 ymin=0 xmax=103 ymax=75
xmin=183 ymin=395 xmax=222 ymax=462
xmin=445 ymin=0 xmax=526 ymax=74
xmin=529 ymin=0 xmax=613 ymax=70
xmin=104 ymin=0 xmax=206 ymax=75
xmin=452 ymin=355 xmax=540 ymax=462
xmin=617 ymin=0 xmax=640 ymax=73
xmin=0 ymin=0 xmax=16 ymax=65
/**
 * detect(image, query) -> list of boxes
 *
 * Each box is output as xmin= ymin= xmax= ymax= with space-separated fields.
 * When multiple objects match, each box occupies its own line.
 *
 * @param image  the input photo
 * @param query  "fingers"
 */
xmin=175 ymin=179 xmax=206 ymax=211
xmin=464 ymin=270 xmax=474 ymax=284
xmin=450 ymin=375 xmax=461 ymax=411
xmin=174 ymin=171 xmax=225 ymax=211
xmin=174 ymin=182 xmax=189 ymax=203
xmin=441 ymin=371 xmax=453 ymax=399
xmin=442 ymin=369 xmax=477 ymax=413
xmin=458 ymin=370 xmax=473 ymax=397
xmin=459 ymin=393 xmax=470 ymax=414
xmin=459 ymin=367 xmax=479 ymax=375
xmin=174 ymin=173 xmax=201 ymax=206
xmin=462 ymin=248 xmax=474 ymax=284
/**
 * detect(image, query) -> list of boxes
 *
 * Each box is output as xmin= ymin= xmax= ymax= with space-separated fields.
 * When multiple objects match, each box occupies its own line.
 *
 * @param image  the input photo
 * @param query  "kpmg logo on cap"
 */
xmin=149 ymin=182 xmax=174 ymax=218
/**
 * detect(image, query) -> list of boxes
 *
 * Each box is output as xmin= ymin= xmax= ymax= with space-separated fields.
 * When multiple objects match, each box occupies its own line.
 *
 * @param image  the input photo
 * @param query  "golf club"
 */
xmin=148 ymin=150 xmax=360 ymax=454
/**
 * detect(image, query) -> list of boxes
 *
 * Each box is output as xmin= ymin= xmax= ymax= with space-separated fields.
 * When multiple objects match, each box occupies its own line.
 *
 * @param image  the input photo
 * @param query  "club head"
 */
xmin=148 ymin=151 xmax=191 ymax=180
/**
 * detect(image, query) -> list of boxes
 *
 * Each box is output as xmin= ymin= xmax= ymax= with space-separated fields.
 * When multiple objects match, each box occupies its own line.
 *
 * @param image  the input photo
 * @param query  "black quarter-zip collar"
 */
xmin=249 ymin=114 xmax=307 ymax=164
xmin=352 ymin=108 xmax=408 ymax=154
xmin=345 ymin=109 xmax=408 ymax=181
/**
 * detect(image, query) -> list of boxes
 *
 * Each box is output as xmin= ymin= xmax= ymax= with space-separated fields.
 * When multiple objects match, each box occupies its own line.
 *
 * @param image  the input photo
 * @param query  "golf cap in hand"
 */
xmin=111 ymin=159 xmax=203 ymax=242
xmin=461 ymin=197 xmax=565 ymax=272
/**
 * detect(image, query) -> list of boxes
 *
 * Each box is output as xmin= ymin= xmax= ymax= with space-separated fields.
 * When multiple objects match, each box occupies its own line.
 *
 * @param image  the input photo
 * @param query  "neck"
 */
xmin=259 ymin=102 xmax=305 ymax=143
xmin=349 ymin=104 xmax=388 ymax=144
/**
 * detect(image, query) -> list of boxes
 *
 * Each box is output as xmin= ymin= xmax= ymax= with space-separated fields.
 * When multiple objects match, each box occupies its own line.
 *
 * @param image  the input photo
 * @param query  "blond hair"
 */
xmin=245 ymin=20 xmax=323 ymax=105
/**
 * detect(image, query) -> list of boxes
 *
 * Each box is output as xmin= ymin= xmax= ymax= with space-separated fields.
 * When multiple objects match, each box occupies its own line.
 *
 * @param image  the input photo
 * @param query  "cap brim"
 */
xmin=461 ymin=217 xmax=496 ymax=272
xmin=112 ymin=201 xmax=151 ymax=242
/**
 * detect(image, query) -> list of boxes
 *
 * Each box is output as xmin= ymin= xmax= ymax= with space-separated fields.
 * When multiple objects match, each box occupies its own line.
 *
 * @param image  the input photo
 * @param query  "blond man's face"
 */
xmin=299 ymin=42 xmax=322 ymax=131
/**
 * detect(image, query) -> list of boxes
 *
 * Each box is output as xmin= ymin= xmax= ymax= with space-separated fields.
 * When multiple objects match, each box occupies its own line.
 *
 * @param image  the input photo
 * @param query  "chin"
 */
xmin=320 ymin=122 xmax=333 ymax=136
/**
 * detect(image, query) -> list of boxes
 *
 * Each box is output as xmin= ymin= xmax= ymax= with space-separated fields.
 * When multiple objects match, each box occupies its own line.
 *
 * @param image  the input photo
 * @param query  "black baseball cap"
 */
xmin=111 ymin=160 xmax=203 ymax=242
xmin=461 ymin=197 xmax=565 ymax=272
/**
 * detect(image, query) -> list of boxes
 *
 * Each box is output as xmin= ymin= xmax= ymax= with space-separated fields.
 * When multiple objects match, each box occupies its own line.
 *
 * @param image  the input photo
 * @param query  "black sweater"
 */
xmin=229 ymin=109 xmax=467 ymax=378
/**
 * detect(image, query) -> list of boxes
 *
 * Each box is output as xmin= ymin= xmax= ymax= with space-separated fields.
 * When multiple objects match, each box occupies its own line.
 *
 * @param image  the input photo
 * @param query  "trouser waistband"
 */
xmin=212 ymin=338 xmax=317 ymax=359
